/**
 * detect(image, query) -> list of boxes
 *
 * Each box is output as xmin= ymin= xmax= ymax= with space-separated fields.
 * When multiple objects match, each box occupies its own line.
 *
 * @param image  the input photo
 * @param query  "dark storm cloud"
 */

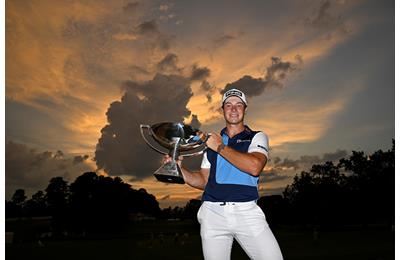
xmin=274 ymin=158 xmax=301 ymax=170
xmin=30 ymin=151 xmax=53 ymax=167
xmin=322 ymin=149 xmax=348 ymax=162
xmin=221 ymin=56 xmax=302 ymax=98
xmin=137 ymin=20 xmax=159 ymax=35
xmin=95 ymin=73 xmax=199 ymax=178
xmin=200 ymin=80 xmax=217 ymax=103
xmin=156 ymin=53 xmax=181 ymax=74
xmin=122 ymin=2 xmax=140 ymax=14
xmin=189 ymin=65 xmax=215 ymax=103
xmin=190 ymin=65 xmax=211 ymax=81
xmin=135 ymin=20 xmax=174 ymax=51
xmin=265 ymin=55 xmax=303 ymax=88
xmin=54 ymin=150 xmax=64 ymax=159
xmin=73 ymin=155 xmax=90 ymax=165
xmin=131 ymin=65 xmax=150 ymax=75
xmin=189 ymin=114 xmax=201 ymax=130
xmin=304 ymin=0 xmax=349 ymax=34
xmin=259 ymin=171 xmax=290 ymax=183
xmin=223 ymin=75 xmax=265 ymax=98
xmin=5 ymin=141 xmax=92 ymax=199
xmin=273 ymin=149 xmax=348 ymax=170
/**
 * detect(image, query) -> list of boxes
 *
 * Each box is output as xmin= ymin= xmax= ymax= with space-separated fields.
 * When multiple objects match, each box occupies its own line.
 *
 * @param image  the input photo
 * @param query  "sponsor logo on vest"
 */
xmin=237 ymin=139 xmax=251 ymax=143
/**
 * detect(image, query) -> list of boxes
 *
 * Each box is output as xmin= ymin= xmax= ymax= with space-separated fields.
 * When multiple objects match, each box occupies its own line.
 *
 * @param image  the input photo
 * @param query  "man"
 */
xmin=165 ymin=89 xmax=284 ymax=260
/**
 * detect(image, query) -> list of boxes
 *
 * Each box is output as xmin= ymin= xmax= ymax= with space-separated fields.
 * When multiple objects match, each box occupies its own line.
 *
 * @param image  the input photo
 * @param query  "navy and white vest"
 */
xmin=202 ymin=126 xmax=268 ymax=202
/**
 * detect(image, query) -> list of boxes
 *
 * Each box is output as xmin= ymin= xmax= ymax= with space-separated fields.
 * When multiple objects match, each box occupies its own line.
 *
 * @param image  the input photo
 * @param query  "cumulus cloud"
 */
xmin=7 ymin=0 xmax=184 ymax=155
xmin=95 ymin=73 xmax=201 ymax=178
xmin=6 ymin=141 xmax=94 ymax=199
xmin=190 ymin=65 xmax=211 ymax=81
xmin=221 ymin=55 xmax=303 ymax=98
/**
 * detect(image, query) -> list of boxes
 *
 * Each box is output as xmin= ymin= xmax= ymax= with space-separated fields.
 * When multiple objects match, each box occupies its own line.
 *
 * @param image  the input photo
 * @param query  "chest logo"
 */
xmin=237 ymin=139 xmax=251 ymax=143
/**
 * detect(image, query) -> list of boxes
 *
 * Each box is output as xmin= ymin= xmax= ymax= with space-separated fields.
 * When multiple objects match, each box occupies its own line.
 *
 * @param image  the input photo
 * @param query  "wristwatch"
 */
xmin=217 ymin=143 xmax=225 ymax=153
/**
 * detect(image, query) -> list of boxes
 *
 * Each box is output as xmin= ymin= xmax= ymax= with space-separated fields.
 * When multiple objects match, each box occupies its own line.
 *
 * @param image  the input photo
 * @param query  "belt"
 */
xmin=219 ymin=202 xmax=234 ymax=206
xmin=203 ymin=201 xmax=257 ymax=206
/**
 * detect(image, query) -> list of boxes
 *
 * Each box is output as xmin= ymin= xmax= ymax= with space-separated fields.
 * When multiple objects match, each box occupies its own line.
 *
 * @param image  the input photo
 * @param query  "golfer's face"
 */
xmin=223 ymin=96 xmax=246 ymax=125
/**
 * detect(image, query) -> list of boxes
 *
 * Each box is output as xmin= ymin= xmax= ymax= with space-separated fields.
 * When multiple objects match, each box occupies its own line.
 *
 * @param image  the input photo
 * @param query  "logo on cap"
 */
xmin=222 ymin=88 xmax=247 ymax=106
xmin=226 ymin=90 xmax=243 ymax=98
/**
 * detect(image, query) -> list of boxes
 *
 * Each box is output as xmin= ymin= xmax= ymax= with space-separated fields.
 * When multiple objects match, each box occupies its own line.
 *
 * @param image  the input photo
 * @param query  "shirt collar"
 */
xmin=220 ymin=125 xmax=253 ymax=139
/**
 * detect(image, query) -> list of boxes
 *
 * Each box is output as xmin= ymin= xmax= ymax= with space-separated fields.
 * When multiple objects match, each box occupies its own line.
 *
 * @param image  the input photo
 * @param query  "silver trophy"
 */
xmin=140 ymin=122 xmax=208 ymax=184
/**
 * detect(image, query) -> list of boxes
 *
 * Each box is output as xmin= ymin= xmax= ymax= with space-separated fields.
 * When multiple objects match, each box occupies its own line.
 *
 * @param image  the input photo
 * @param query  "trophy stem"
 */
xmin=154 ymin=137 xmax=185 ymax=184
xmin=169 ymin=138 xmax=181 ymax=160
xmin=140 ymin=122 xmax=207 ymax=184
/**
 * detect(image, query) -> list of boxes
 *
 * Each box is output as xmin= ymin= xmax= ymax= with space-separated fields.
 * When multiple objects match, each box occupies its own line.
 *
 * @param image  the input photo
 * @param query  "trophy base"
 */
xmin=154 ymin=174 xmax=185 ymax=184
xmin=153 ymin=162 xmax=185 ymax=184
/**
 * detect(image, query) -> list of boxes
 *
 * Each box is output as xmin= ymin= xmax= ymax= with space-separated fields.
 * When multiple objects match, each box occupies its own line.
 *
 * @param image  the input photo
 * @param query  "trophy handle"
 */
xmin=140 ymin=124 xmax=169 ymax=155
xmin=181 ymin=148 xmax=207 ymax=157
xmin=181 ymin=133 xmax=210 ymax=157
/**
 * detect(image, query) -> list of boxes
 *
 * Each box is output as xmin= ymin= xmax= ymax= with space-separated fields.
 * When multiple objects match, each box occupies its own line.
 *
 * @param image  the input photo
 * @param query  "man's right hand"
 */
xmin=162 ymin=155 xmax=183 ymax=167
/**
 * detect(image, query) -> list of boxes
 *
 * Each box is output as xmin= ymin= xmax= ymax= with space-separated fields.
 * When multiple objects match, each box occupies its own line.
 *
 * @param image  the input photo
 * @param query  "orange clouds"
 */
xmin=6 ymin=0 xmax=366 ymax=156
xmin=253 ymin=98 xmax=347 ymax=147
xmin=6 ymin=0 xmax=143 ymax=153
xmin=6 ymin=0 xmax=374 ymax=207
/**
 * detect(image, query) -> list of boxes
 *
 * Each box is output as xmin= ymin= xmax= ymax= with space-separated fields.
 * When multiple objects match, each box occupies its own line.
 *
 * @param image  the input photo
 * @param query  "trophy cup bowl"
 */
xmin=140 ymin=122 xmax=208 ymax=184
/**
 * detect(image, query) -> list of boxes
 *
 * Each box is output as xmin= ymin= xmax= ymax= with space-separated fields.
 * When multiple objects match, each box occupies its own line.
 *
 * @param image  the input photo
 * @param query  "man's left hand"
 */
xmin=206 ymin=133 xmax=223 ymax=152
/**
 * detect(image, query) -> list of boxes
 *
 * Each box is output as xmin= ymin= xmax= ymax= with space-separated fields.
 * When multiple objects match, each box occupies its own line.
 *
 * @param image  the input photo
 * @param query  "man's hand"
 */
xmin=206 ymin=133 xmax=223 ymax=152
xmin=162 ymin=154 xmax=183 ymax=167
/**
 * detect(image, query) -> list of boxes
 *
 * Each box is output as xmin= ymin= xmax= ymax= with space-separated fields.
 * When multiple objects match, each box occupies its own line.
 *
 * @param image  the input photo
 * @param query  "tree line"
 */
xmin=6 ymin=140 xmax=394 ymax=234
xmin=261 ymin=139 xmax=394 ymax=228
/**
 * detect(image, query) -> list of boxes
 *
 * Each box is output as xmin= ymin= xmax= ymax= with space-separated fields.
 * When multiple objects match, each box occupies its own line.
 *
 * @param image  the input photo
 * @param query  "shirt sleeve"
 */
xmin=247 ymin=132 xmax=269 ymax=159
xmin=200 ymin=150 xmax=211 ymax=169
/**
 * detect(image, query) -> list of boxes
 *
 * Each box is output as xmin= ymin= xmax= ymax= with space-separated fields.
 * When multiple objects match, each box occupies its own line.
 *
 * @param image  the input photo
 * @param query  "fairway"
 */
xmin=6 ymin=220 xmax=394 ymax=260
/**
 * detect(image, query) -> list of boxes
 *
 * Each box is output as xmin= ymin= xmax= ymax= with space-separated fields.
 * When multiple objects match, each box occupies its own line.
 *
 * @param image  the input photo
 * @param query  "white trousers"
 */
xmin=197 ymin=201 xmax=284 ymax=260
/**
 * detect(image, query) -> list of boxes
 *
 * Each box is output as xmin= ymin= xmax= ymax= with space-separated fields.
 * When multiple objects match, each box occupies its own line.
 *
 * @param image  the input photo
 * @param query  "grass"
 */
xmin=6 ymin=220 xmax=394 ymax=260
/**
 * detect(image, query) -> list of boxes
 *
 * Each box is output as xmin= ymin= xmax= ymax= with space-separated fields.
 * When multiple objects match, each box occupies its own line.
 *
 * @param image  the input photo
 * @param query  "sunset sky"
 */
xmin=5 ymin=0 xmax=394 ymax=208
